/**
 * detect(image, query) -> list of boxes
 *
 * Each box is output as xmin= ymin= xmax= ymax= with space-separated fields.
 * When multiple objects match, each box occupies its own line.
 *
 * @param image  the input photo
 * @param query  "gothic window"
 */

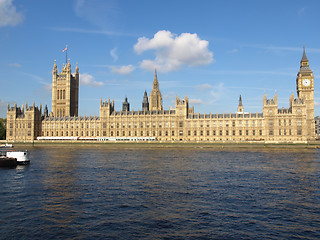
xmin=63 ymin=90 xmax=65 ymax=99
xmin=269 ymin=120 xmax=273 ymax=127
xmin=57 ymin=90 xmax=59 ymax=100
xmin=297 ymin=119 xmax=302 ymax=126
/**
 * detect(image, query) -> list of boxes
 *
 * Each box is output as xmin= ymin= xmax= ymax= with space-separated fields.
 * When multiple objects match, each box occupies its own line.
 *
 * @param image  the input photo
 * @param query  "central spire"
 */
xmin=149 ymin=68 xmax=163 ymax=111
xmin=153 ymin=68 xmax=159 ymax=90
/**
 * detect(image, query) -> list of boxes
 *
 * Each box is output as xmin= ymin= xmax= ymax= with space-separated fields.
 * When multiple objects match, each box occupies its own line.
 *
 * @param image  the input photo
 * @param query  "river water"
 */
xmin=0 ymin=145 xmax=319 ymax=239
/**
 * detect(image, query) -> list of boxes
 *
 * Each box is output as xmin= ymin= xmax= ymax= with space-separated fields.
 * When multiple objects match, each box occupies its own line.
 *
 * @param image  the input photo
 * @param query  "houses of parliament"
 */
xmin=6 ymin=48 xmax=316 ymax=143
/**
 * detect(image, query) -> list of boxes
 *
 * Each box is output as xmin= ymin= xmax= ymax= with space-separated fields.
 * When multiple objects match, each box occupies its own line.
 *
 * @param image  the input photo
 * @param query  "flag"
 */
xmin=62 ymin=45 xmax=67 ymax=52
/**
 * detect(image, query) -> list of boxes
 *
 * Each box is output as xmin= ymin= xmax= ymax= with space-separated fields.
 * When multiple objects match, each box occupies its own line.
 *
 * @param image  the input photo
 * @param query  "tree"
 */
xmin=0 ymin=118 xmax=6 ymax=140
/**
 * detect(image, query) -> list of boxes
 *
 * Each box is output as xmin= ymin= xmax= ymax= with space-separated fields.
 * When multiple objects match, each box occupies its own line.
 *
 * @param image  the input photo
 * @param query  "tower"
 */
xmin=142 ymin=90 xmax=149 ymax=111
xmin=52 ymin=60 xmax=79 ymax=117
xmin=122 ymin=97 xmax=130 ymax=112
xmin=237 ymin=95 xmax=244 ymax=113
xmin=296 ymin=47 xmax=315 ymax=139
xmin=149 ymin=69 xmax=163 ymax=111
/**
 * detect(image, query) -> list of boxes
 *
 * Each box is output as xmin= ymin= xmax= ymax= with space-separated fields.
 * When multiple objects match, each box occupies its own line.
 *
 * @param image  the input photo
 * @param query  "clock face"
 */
xmin=303 ymin=79 xmax=311 ymax=87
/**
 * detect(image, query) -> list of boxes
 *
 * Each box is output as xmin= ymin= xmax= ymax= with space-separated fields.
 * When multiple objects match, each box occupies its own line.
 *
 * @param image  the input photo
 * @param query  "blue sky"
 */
xmin=1 ymin=0 xmax=320 ymax=118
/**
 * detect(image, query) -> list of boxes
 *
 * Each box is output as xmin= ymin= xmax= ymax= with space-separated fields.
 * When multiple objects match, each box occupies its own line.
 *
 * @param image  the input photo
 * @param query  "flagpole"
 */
xmin=66 ymin=45 xmax=68 ymax=64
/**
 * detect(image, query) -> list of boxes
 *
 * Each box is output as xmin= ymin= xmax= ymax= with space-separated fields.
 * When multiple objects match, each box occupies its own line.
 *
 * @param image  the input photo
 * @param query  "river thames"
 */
xmin=0 ymin=145 xmax=319 ymax=239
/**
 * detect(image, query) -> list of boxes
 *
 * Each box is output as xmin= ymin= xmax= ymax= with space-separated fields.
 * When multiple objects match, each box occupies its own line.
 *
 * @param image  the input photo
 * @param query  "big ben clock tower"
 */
xmin=296 ymin=47 xmax=315 ymax=139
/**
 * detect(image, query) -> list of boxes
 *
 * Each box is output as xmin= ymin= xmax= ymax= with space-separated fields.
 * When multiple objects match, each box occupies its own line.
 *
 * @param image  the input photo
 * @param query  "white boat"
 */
xmin=0 ymin=143 xmax=13 ymax=148
xmin=6 ymin=150 xmax=30 ymax=165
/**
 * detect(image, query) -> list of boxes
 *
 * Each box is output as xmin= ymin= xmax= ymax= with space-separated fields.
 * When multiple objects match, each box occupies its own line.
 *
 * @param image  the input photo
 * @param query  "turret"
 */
xmin=142 ymin=90 xmax=149 ymax=111
xmin=122 ymin=97 xmax=130 ymax=112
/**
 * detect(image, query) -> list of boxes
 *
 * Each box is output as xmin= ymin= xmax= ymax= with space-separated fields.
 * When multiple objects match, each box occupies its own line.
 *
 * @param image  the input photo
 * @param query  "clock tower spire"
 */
xmin=296 ymin=46 xmax=315 ymax=139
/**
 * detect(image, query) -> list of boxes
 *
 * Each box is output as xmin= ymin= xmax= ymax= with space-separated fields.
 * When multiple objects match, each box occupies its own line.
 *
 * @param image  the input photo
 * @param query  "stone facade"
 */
xmin=6 ymin=49 xmax=316 ymax=143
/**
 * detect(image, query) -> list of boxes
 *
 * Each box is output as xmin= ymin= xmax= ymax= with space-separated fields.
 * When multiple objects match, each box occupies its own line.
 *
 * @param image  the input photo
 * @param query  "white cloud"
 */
xmin=134 ymin=30 xmax=214 ymax=72
xmin=110 ymin=48 xmax=118 ymax=62
xmin=0 ymin=0 xmax=23 ymax=27
xmin=209 ymin=82 xmax=225 ymax=104
xmin=196 ymin=83 xmax=213 ymax=90
xmin=80 ymin=73 xmax=104 ymax=87
xmin=8 ymin=63 xmax=21 ymax=68
xmin=110 ymin=65 xmax=135 ymax=75
xmin=227 ymin=48 xmax=239 ymax=54
xmin=189 ymin=99 xmax=204 ymax=105
xmin=0 ymin=99 xmax=5 ymax=109
xmin=41 ymin=83 xmax=52 ymax=92
xmin=298 ymin=7 xmax=307 ymax=16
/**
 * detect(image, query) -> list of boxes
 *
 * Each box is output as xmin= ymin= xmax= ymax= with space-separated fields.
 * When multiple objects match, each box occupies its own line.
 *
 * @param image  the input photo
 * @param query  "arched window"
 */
xmin=63 ymin=90 xmax=65 ymax=99
xmin=57 ymin=90 xmax=60 ymax=100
